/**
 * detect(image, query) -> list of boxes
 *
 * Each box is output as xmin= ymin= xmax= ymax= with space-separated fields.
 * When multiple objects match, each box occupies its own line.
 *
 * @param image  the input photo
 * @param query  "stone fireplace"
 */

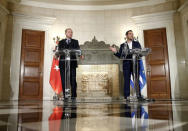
xmin=77 ymin=37 xmax=123 ymax=99
xmin=80 ymin=71 xmax=109 ymax=96
xmin=77 ymin=64 xmax=119 ymax=98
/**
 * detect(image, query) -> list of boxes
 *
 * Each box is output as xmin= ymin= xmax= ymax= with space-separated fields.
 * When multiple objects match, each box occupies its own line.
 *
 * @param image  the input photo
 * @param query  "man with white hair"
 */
xmin=58 ymin=28 xmax=83 ymax=100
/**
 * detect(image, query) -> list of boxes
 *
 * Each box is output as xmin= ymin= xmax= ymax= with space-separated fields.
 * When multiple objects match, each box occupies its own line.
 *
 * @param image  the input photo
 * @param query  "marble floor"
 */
xmin=0 ymin=99 xmax=188 ymax=131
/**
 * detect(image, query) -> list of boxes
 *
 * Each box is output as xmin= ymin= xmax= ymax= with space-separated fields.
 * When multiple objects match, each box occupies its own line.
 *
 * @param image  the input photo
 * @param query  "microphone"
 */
xmin=121 ymin=43 xmax=129 ymax=59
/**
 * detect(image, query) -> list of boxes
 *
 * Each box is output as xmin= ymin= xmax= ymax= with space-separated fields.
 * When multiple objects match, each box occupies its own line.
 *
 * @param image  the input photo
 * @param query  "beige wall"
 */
xmin=1 ymin=0 xmax=187 ymax=100
xmin=10 ymin=1 xmax=177 ymax=45
xmin=179 ymin=0 xmax=188 ymax=5
xmin=0 ymin=0 xmax=14 ymax=100
xmin=8 ymin=0 xmax=183 ymax=100
xmin=178 ymin=1 xmax=188 ymax=99
xmin=0 ymin=0 xmax=9 ymax=100
xmin=1 ymin=15 xmax=13 ymax=100
xmin=0 ymin=0 xmax=8 ymax=8
xmin=173 ymin=12 xmax=187 ymax=98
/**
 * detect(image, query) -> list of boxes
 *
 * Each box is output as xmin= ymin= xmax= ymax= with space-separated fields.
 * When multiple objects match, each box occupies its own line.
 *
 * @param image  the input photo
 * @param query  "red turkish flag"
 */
xmin=48 ymin=106 xmax=63 ymax=131
xmin=49 ymin=57 xmax=62 ymax=94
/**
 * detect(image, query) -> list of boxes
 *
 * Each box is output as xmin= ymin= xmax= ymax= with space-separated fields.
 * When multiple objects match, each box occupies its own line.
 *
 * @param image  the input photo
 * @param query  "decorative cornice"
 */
xmin=12 ymin=12 xmax=56 ymax=25
xmin=20 ymin=0 xmax=168 ymax=11
xmin=0 ymin=4 xmax=9 ymax=20
xmin=132 ymin=11 xmax=175 ymax=25
xmin=178 ymin=0 xmax=188 ymax=12
xmin=8 ymin=0 xmax=21 ymax=3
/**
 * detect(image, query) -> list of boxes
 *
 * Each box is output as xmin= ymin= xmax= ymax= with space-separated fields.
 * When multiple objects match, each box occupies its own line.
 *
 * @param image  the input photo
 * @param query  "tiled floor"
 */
xmin=0 ymin=99 xmax=188 ymax=131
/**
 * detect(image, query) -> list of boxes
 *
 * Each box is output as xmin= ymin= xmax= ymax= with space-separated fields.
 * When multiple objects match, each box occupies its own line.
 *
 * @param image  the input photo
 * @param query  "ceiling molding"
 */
xmin=0 ymin=4 xmax=9 ymax=22
xmin=178 ymin=0 xmax=188 ymax=12
xmin=12 ymin=12 xmax=56 ymax=25
xmin=132 ymin=11 xmax=175 ymax=25
xmin=8 ymin=0 xmax=21 ymax=3
xmin=20 ymin=0 xmax=168 ymax=11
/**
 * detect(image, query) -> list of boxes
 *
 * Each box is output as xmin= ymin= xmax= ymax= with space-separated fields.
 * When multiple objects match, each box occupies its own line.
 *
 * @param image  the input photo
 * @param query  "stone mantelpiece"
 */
xmin=79 ymin=36 xmax=120 ymax=65
xmin=77 ymin=37 xmax=123 ymax=98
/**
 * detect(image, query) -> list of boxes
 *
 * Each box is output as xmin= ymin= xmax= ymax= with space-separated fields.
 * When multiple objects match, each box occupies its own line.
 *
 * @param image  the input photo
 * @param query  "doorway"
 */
xmin=19 ymin=29 xmax=45 ymax=100
xmin=144 ymin=28 xmax=171 ymax=99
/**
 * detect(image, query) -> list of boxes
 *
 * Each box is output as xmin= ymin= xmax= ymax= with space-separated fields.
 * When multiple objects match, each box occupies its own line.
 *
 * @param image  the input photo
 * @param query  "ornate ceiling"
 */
xmin=21 ymin=0 xmax=147 ymax=5
xmin=20 ymin=0 xmax=170 ymax=10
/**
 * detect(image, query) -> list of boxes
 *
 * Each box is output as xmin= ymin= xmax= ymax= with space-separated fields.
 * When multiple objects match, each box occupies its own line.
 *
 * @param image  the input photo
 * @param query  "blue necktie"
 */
xmin=66 ymin=39 xmax=71 ymax=44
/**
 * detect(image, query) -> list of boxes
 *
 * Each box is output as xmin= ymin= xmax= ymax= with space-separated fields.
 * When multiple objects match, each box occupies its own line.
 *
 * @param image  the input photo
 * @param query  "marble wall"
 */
xmin=9 ymin=0 xmax=178 ymax=46
xmin=0 ymin=0 xmax=8 ymax=8
xmin=0 ymin=0 xmax=10 ymax=100
xmin=179 ymin=0 xmax=187 ymax=6
xmin=2 ymin=0 xmax=188 ymax=100
xmin=177 ymin=1 xmax=188 ymax=99
xmin=1 ymin=15 xmax=13 ymax=100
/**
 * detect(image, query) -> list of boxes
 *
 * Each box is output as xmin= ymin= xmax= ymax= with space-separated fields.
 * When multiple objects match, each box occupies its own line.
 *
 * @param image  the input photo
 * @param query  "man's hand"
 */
xmin=109 ymin=46 xmax=117 ymax=53
xmin=80 ymin=55 xmax=84 ymax=60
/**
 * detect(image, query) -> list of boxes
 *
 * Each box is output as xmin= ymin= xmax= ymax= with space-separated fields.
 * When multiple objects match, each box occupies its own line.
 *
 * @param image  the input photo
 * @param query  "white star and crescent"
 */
xmin=54 ymin=65 xmax=60 ymax=71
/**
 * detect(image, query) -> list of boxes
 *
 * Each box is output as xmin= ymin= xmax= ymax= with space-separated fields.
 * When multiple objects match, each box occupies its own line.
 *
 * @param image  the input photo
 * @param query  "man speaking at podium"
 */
xmin=58 ymin=28 xmax=82 ymax=100
xmin=110 ymin=30 xmax=142 ymax=99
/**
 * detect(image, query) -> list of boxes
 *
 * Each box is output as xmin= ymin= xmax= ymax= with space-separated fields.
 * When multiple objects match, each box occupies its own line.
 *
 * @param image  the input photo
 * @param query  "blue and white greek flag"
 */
xmin=131 ymin=106 xmax=149 ymax=130
xmin=140 ymin=106 xmax=149 ymax=129
xmin=130 ymin=60 xmax=147 ymax=96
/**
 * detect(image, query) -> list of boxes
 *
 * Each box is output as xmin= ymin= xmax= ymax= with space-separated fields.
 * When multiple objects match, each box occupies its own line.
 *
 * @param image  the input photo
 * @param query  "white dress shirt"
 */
xmin=126 ymin=41 xmax=132 ymax=49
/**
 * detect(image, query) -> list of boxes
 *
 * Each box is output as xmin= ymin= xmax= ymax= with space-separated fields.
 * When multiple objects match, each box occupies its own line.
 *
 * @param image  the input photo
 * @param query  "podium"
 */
xmin=55 ymin=49 xmax=82 ymax=100
xmin=120 ymin=47 xmax=152 ymax=102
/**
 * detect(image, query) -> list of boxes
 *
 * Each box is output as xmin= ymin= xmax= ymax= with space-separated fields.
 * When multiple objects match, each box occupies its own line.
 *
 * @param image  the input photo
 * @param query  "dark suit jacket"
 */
xmin=114 ymin=41 xmax=141 ymax=70
xmin=58 ymin=38 xmax=80 ymax=68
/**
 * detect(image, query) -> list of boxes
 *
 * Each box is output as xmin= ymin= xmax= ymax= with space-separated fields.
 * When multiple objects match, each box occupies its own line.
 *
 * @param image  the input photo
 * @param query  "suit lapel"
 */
xmin=132 ymin=41 xmax=136 ymax=49
xmin=63 ymin=39 xmax=67 ymax=48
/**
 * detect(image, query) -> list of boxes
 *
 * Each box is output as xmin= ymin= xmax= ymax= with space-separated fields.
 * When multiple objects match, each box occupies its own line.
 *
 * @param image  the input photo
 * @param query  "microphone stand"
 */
xmin=55 ymin=49 xmax=82 ymax=102
xmin=121 ymin=48 xmax=154 ymax=102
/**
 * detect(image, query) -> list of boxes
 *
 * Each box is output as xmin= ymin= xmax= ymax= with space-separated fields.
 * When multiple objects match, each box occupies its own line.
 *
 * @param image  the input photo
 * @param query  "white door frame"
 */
xmin=10 ymin=13 xmax=56 ymax=100
xmin=132 ymin=11 xmax=178 ymax=99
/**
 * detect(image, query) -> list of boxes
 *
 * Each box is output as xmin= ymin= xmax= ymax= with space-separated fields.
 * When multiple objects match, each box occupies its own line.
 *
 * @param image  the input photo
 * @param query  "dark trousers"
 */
xmin=123 ymin=61 xmax=141 ymax=99
xmin=60 ymin=67 xmax=77 ymax=98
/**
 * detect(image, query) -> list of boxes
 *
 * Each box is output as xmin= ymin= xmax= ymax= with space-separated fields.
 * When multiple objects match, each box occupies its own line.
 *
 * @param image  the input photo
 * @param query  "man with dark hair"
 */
xmin=58 ymin=28 xmax=83 ymax=100
xmin=126 ymin=30 xmax=133 ymax=35
xmin=110 ymin=30 xmax=142 ymax=99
